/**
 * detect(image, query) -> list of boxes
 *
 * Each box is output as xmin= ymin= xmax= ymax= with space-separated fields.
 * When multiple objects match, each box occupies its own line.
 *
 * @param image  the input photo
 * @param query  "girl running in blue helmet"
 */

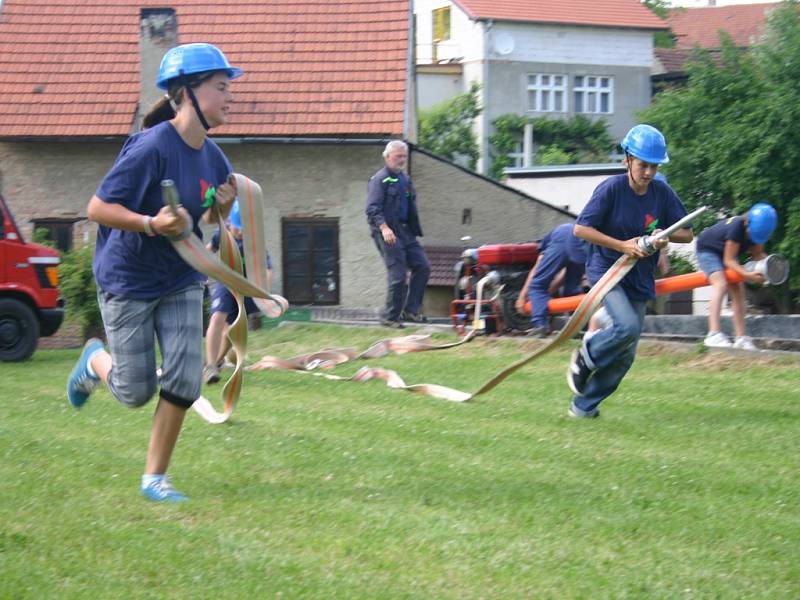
xmin=566 ymin=124 xmax=694 ymax=418
xmin=696 ymin=202 xmax=778 ymax=350
xmin=66 ymin=43 xmax=242 ymax=502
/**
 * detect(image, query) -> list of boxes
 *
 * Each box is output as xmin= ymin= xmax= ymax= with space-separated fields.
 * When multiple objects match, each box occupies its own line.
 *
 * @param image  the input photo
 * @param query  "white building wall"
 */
xmin=504 ymin=174 xmax=611 ymax=215
xmin=417 ymin=71 xmax=463 ymax=110
xmin=415 ymin=0 xmax=483 ymax=64
xmin=487 ymin=22 xmax=654 ymax=67
xmin=415 ymin=4 xmax=654 ymax=69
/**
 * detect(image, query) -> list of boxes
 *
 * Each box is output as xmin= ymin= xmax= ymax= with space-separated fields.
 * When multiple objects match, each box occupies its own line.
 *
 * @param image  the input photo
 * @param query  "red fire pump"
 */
xmin=450 ymin=242 xmax=539 ymax=335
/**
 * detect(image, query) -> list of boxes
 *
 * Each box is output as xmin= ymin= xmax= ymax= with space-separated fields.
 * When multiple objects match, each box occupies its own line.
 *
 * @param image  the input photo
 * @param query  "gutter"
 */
xmin=480 ymin=19 xmax=493 ymax=174
xmin=212 ymin=137 xmax=395 ymax=145
xmin=0 ymin=136 xmax=397 ymax=145
xmin=404 ymin=0 xmax=417 ymax=143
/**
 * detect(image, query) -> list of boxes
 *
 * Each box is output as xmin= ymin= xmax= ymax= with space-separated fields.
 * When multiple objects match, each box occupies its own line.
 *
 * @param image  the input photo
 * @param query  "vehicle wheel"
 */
xmin=499 ymin=288 xmax=532 ymax=333
xmin=0 ymin=298 xmax=40 ymax=361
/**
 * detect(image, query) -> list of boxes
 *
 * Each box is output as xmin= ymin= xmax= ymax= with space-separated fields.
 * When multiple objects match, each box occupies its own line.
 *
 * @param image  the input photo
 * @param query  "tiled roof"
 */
xmin=653 ymin=47 xmax=725 ymax=77
xmin=0 ymin=0 xmax=409 ymax=138
xmin=654 ymin=47 xmax=693 ymax=74
xmin=424 ymin=245 xmax=462 ymax=286
xmin=453 ymin=0 xmax=666 ymax=30
xmin=667 ymin=3 xmax=780 ymax=49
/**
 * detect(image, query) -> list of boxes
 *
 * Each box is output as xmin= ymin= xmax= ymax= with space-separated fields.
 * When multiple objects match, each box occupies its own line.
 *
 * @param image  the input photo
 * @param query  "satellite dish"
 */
xmin=493 ymin=32 xmax=515 ymax=56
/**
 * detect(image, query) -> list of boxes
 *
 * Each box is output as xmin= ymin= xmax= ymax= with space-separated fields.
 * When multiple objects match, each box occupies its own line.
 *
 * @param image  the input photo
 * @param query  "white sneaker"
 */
xmin=733 ymin=336 xmax=758 ymax=351
xmin=704 ymin=331 xmax=732 ymax=348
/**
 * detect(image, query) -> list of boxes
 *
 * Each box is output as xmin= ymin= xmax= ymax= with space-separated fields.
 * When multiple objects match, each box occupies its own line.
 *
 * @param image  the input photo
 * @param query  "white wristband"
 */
xmin=142 ymin=215 xmax=156 ymax=237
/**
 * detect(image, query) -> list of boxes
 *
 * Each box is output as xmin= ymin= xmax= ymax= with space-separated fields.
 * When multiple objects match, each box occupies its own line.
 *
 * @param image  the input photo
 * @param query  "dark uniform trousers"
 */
xmin=372 ymin=222 xmax=430 ymax=321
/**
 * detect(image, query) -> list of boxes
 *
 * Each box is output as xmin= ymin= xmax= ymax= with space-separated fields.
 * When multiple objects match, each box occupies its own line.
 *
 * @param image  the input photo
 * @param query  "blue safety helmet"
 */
xmin=156 ymin=43 xmax=243 ymax=90
xmin=747 ymin=202 xmax=778 ymax=244
xmin=229 ymin=199 xmax=242 ymax=229
xmin=621 ymin=124 xmax=670 ymax=165
xmin=654 ymin=172 xmax=668 ymax=184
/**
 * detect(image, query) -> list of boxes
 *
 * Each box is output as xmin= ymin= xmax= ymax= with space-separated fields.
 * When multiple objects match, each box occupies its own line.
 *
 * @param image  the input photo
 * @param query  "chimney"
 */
xmin=137 ymin=8 xmax=178 ymax=132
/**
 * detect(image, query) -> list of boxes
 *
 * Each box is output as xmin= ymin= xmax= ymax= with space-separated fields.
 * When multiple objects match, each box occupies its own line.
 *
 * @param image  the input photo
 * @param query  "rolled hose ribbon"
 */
xmin=161 ymin=175 xmax=288 ymax=423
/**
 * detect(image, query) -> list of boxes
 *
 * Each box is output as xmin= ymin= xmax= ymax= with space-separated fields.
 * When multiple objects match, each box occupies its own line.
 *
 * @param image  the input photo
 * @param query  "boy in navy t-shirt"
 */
xmin=695 ymin=203 xmax=777 ymax=350
xmin=566 ymin=124 xmax=694 ymax=418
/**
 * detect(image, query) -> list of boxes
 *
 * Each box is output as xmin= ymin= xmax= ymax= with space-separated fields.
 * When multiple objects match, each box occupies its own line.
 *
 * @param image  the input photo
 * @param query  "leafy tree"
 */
xmin=537 ymin=145 xmax=573 ymax=166
xmin=639 ymin=1 xmax=800 ymax=303
xmin=488 ymin=114 xmax=614 ymax=180
xmin=417 ymin=81 xmax=481 ymax=169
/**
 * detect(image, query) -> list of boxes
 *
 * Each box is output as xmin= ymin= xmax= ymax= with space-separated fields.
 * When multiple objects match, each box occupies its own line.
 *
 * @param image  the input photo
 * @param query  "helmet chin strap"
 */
xmin=625 ymin=153 xmax=648 ymax=191
xmin=175 ymin=71 xmax=211 ymax=131
xmin=185 ymin=86 xmax=211 ymax=131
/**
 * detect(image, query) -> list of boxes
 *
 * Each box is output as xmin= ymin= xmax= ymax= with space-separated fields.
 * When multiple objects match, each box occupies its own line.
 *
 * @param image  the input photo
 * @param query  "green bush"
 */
xmin=58 ymin=242 xmax=103 ymax=338
xmin=418 ymin=81 xmax=482 ymax=170
xmin=665 ymin=251 xmax=697 ymax=276
xmin=488 ymin=114 xmax=614 ymax=180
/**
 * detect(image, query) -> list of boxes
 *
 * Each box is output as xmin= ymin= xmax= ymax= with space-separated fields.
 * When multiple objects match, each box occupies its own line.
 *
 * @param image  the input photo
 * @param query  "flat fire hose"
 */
xmin=161 ymin=174 xmax=288 ymax=423
xmin=246 ymin=207 xmax=706 ymax=403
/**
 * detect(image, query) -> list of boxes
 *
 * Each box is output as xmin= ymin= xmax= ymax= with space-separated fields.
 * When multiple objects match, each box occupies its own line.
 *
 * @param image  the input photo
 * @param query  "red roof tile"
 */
xmin=667 ymin=3 xmax=780 ymax=49
xmin=453 ymin=0 xmax=666 ymax=30
xmin=424 ymin=245 xmax=462 ymax=286
xmin=0 ymin=0 xmax=409 ymax=138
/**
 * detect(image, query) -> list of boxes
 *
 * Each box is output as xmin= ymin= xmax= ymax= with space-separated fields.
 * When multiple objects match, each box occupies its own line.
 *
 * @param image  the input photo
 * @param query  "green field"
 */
xmin=1 ymin=323 xmax=798 ymax=599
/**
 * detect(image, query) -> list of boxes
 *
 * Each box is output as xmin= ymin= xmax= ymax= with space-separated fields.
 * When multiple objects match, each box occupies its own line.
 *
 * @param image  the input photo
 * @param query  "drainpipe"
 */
xmin=403 ymin=1 xmax=417 ymax=143
xmin=480 ymin=19 xmax=493 ymax=175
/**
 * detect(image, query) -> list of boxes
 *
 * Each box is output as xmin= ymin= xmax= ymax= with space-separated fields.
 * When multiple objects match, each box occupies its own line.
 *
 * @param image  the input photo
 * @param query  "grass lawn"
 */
xmin=1 ymin=323 xmax=798 ymax=599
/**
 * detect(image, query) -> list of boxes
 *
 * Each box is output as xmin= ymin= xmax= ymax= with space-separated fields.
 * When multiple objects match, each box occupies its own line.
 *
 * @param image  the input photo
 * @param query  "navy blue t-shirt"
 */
xmin=695 ymin=216 xmax=749 ymax=255
xmin=577 ymin=174 xmax=689 ymax=300
xmin=397 ymin=172 xmax=411 ymax=222
xmin=540 ymin=222 xmax=589 ymax=265
xmin=93 ymin=122 xmax=232 ymax=299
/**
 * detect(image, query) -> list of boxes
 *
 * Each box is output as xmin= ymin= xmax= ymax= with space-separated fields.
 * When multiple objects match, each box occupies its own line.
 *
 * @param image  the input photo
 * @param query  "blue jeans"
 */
xmin=529 ymin=257 xmax=584 ymax=328
xmin=572 ymin=285 xmax=647 ymax=413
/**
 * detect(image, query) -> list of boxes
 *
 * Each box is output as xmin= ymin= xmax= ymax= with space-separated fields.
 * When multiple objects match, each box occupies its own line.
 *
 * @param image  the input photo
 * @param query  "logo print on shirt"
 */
xmin=200 ymin=180 xmax=217 ymax=208
xmin=644 ymin=214 xmax=659 ymax=234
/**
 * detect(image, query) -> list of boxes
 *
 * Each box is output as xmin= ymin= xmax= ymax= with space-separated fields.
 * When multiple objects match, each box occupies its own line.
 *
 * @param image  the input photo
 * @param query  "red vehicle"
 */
xmin=0 ymin=193 xmax=64 ymax=361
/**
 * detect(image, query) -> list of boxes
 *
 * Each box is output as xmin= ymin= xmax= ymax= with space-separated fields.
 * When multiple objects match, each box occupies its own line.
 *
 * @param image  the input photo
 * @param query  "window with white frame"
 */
xmin=526 ymin=74 xmax=567 ymax=113
xmin=573 ymin=75 xmax=613 ymax=114
xmin=508 ymin=141 xmax=526 ymax=168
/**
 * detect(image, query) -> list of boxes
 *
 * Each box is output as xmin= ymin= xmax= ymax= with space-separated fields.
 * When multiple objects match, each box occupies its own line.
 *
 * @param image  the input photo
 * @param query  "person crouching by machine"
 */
xmin=696 ymin=202 xmax=778 ymax=350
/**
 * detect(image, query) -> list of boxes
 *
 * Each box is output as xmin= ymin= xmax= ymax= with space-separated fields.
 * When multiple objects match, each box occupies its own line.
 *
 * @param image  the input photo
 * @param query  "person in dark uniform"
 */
xmin=365 ymin=140 xmax=431 ymax=328
xmin=515 ymin=223 xmax=590 ymax=337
